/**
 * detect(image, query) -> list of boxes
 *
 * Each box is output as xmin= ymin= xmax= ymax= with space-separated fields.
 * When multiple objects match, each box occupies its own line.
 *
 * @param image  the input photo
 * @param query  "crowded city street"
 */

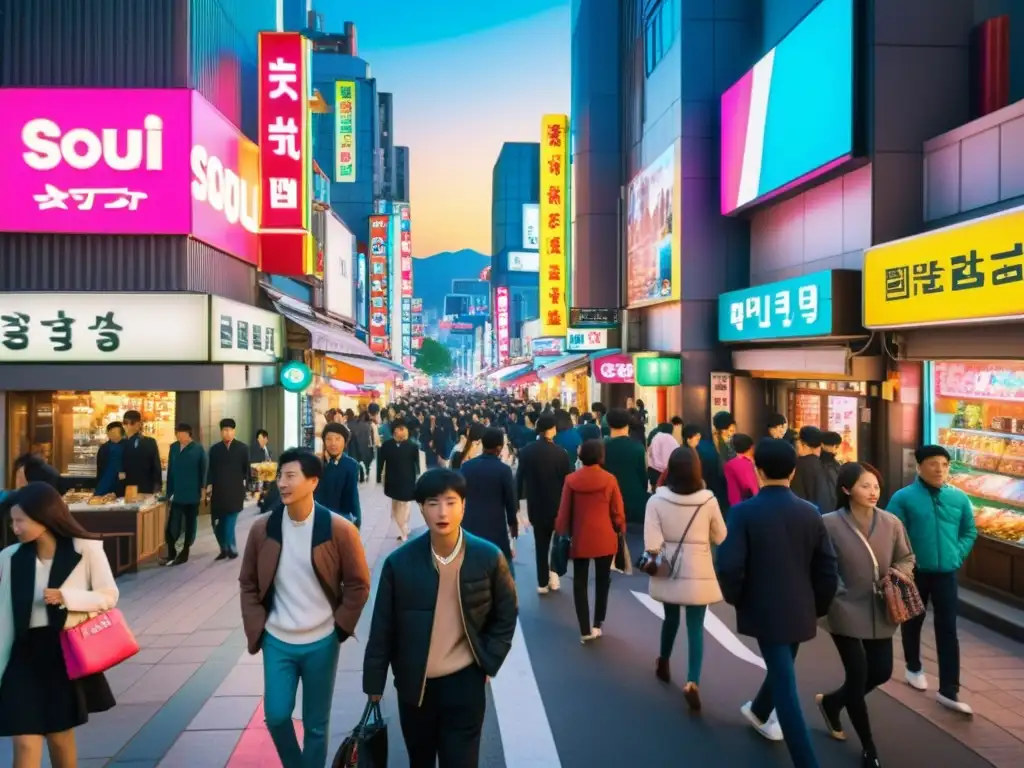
xmin=1 ymin=476 xmax=1020 ymax=768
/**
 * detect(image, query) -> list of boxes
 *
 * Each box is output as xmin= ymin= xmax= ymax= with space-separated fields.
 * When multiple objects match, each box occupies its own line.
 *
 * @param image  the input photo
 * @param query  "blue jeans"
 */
xmin=753 ymin=641 xmax=819 ymax=768
xmin=262 ymin=632 xmax=341 ymax=768
xmin=660 ymin=604 xmax=707 ymax=684
xmin=213 ymin=512 xmax=239 ymax=552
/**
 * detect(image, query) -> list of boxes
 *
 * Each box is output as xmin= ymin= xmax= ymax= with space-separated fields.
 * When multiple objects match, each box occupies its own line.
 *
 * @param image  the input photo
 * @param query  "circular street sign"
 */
xmin=279 ymin=361 xmax=312 ymax=393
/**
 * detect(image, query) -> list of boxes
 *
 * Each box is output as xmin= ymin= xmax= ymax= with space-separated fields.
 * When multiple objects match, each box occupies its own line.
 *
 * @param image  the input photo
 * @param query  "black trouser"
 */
xmin=648 ymin=467 xmax=662 ymax=492
xmin=398 ymin=664 xmax=486 ymax=768
xmin=900 ymin=569 xmax=960 ymax=696
xmin=166 ymin=502 xmax=199 ymax=558
xmin=362 ymin=457 xmax=373 ymax=479
xmin=821 ymin=634 xmax=893 ymax=755
xmin=751 ymin=642 xmax=800 ymax=722
xmin=572 ymin=555 xmax=613 ymax=635
xmin=533 ymin=522 xmax=554 ymax=588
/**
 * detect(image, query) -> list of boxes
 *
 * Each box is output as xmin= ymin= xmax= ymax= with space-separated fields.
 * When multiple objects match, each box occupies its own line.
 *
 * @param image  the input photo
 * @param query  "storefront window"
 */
xmin=7 ymin=391 xmax=176 ymax=479
xmin=786 ymin=382 xmax=865 ymax=462
xmin=929 ymin=361 xmax=1024 ymax=547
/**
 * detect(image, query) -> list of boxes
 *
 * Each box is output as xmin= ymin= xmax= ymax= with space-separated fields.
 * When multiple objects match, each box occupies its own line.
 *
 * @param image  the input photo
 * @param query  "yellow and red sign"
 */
xmin=258 ymin=31 xmax=315 ymax=275
xmin=540 ymin=114 xmax=569 ymax=337
xmin=864 ymin=206 xmax=1024 ymax=328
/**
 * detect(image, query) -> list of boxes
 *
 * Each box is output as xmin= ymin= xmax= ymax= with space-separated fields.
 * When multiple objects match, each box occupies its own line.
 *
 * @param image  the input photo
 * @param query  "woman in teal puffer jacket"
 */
xmin=887 ymin=444 xmax=976 ymax=715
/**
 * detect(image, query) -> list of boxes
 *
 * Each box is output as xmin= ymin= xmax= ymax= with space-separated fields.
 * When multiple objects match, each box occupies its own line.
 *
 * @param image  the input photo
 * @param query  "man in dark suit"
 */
xmin=121 ymin=409 xmax=163 ymax=495
xmin=717 ymin=438 xmax=838 ymax=768
xmin=206 ymin=418 xmax=250 ymax=560
xmin=515 ymin=413 xmax=571 ymax=592
xmin=377 ymin=420 xmax=420 ymax=541
xmin=460 ymin=428 xmax=518 ymax=566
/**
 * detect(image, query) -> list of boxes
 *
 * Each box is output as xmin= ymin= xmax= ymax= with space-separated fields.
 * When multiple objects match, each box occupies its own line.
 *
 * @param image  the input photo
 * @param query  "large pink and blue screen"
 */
xmin=720 ymin=0 xmax=855 ymax=216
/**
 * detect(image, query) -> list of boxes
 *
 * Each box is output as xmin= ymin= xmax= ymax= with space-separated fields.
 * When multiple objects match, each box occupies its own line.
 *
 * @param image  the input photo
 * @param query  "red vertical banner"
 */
xmin=368 ymin=215 xmax=391 ymax=354
xmin=258 ymin=32 xmax=314 ymax=275
xmin=495 ymin=286 xmax=510 ymax=366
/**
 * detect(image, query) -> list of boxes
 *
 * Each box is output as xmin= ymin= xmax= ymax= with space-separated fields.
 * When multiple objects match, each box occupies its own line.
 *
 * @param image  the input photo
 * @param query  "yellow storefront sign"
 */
xmin=540 ymin=114 xmax=569 ymax=337
xmin=864 ymin=207 xmax=1024 ymax=328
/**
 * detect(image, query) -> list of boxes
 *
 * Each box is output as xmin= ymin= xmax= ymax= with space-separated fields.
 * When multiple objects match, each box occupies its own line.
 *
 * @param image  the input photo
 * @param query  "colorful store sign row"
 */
xmin=0 ymin=293 xmax=283 ymax=364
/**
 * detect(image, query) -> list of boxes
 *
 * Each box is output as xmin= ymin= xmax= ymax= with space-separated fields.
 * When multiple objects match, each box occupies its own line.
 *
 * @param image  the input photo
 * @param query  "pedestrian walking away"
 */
xmin=816 ymin=462 xmax=915 ymax=768
xmin=556 ymin=439 xmax=626 ymax=644
xmin=603 ymin=408 xmax=649 ymax=525
xmin=362 ymin=468 xmax=518 ymax=768
xmin=239 ymin=448 xmax=371 ymax=768
xmin=162 ymin=423 xmax=207 ymax=566
xmin=887 ymin=444 xmax=977 ymax=715
xmin=377 ymin=419 xmax=422 ymax=541
xmin=717 ymin=438 xmax=839 ymax=768
xmin=792 ymin=426 xmax=837 ymax=514
xmin=207 ymin=418 xmax=250 ymax=561
xmin=517 ymin=413 xmax=572 ymax=593
xmin=643 ymin=445 xmax=727 ymax=712
xmin=0 ymin=482 xmax=120 ymax=768
xmin=459 ymin=427 xmax=519 ymax=567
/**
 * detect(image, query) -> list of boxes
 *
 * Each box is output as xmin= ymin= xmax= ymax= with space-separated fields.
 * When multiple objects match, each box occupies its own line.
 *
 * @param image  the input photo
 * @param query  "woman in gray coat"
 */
xmin=816 ymin=462 xmax=915 ymax=768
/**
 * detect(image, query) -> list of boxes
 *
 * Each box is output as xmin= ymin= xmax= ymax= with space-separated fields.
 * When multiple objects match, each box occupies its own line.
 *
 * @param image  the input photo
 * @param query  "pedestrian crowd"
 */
xmin=0 ymin=391 xmax=979 ymax=768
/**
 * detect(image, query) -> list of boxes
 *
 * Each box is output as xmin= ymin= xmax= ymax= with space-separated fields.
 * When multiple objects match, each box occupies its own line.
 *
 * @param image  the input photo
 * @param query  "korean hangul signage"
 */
xmin=593 ymin=354 xmax=634 ymax=384
xmin=0 ymin=293 xmax=208 ymax=362
xmin=495 ymin=286 xmax=510 ymax=365
xmin=566 ymin=327 xmax=608 ymax=351
xmin=258 ymin=32 xmax=315 ymax=276
xmin=334 ymin=80 xmax=356 ymax=183
xmin=368 ymin=215 xmax=391 ymax=354
xmin=710 ymin=372 xmax=733 ymax=421
xmin=718 ymin=270 xmax=834 ymax=343
xmin=210 ymin=295 xmax=284 ymax=364
xmin=864 ymin=206 xmax=1024 ymax=328
xmin=540 ymin=114 xmax=569 ymax=337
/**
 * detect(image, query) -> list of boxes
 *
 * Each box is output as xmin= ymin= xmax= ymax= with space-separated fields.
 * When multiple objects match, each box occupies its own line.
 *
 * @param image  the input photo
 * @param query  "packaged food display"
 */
xmin=973 ymin=506 xmax=1024 ymax=544
xmin=88 ymin=493 xmax=117 ymax=506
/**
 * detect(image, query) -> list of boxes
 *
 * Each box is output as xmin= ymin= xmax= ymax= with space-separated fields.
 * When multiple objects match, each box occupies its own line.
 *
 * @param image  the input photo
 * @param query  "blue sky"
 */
xmin=319 ymin=0 xmax=571 ymax=256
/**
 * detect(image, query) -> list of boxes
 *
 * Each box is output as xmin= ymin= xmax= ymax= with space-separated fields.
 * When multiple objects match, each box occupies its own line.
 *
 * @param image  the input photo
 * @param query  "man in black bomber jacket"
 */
xmin=363 ymin=468 xmax=518 ymax=767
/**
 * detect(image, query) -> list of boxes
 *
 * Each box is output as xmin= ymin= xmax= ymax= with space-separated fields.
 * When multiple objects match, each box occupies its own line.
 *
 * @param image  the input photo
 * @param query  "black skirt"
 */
xmin=0 ymin=626 xmax=116 ymax=736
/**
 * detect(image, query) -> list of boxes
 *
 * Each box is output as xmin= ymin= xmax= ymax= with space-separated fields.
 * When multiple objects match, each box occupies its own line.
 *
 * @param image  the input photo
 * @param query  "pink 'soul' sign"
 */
xmin=1 ymin=89 xmax=192 ymax=235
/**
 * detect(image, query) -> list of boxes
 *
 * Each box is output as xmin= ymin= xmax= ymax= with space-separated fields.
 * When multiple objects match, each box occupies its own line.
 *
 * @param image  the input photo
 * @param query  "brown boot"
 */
xmin=655 ymin=657 xmax=671 ymax=683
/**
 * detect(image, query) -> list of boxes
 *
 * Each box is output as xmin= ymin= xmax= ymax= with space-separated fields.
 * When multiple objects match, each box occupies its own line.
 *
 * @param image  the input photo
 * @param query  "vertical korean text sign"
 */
xmin=368 ymin=214 xmax=391 ymax=355
xmin=258 ymin=31 xmax=315 ymax=275
xmin=540 ymin=115 xmax=569 ymax=337
xmin=335 ymin=80 xmax=356 ymax=183
xmin=495 ymin=286 xmax=510 ymax=365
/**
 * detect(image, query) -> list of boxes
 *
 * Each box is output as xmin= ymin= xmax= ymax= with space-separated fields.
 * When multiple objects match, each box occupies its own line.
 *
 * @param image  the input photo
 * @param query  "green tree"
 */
xmin=415 ymin=337 xmax=453 ymax=376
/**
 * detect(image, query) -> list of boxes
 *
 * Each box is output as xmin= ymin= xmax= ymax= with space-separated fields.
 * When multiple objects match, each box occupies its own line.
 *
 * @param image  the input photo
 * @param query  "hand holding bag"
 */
xmin=333 ymin=700 xmax=388 ymax=767
xmin=636 ymin=497 xmax=711 ymax=578
xmin=550 ymin=488 xmax=574 ymax=577
xmin=840 ymin=510 xmax=924 ymax=625
xmin=61 ymin=609 xmax=139 ymax=680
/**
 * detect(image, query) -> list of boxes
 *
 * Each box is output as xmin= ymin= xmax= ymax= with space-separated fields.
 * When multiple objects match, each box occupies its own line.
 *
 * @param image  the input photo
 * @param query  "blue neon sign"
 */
xmin=719 ymin=270 xmax=834 ymax=342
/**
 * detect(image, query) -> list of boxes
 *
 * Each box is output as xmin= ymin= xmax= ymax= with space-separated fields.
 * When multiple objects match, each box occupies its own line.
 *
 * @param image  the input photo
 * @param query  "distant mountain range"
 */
xmin=413 ymin=249 xmax=491 ymax=318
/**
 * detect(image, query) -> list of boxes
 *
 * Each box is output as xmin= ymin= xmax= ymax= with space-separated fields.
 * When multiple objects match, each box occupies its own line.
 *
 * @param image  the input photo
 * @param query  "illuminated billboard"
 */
xmin=626 ymin=142 xmax=681 ymax=307
xmin=720 ymin=0 xmax=858 ymax=215
xmin=334 ymin=80 xmax=356 ymax=182
xmin=540 ymin=114 xmax=569 ymax=336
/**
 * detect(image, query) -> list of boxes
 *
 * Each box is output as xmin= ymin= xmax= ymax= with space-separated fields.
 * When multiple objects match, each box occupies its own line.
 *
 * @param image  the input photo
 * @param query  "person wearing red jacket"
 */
xmin=724 ymin=434 xmax=760 ymax=508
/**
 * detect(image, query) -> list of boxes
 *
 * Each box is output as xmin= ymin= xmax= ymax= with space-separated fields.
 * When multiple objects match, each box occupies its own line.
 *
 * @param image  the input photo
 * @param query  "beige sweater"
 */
xmin=425 ymin=546 xmax=475 ymax=679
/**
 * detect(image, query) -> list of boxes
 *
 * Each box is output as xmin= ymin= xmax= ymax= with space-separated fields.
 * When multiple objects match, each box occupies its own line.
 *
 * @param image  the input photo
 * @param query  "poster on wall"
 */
xmin=522 ymin=203 xmax=539 ymax=250
xmin=626 ymin=142 xmax=680 ymax=307
xmin=368 ymin=215 xmax=390 ymax=354
xmin=356 ymin=245 xmax=367 ymax=329
xmin=710 ymin=372 xmax=733 ymax=422
xmin=324 ymin=214 xmax=354 ymax=321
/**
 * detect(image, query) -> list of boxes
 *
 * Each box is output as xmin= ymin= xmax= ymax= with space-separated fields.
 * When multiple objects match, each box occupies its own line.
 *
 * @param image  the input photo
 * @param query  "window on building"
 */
xmin=644 ymin=0 xmax=680 ymax=76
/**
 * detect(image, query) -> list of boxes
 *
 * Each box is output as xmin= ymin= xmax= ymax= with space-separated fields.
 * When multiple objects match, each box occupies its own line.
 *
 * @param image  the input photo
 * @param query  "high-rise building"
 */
xmin=378 ymin=93 xmax=396 ymax=200
xmin=490 ymin=142 xmax=540 ymax=348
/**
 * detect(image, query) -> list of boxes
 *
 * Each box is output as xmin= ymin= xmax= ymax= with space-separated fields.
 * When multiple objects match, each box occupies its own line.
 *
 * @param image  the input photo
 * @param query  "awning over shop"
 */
xmin=489 ymin=362 xmax=531 ymax=380
xmin=589 ymin=348 xmax=622 ymax=361
xmin=504 ymin=369 xmax=540 ymax=387
xmin=273 ymin=301 xmax=375 ymax=358
xmin=326 ymin=354 xmax=404 ymax=385
xmin=536 ymin=354 xmax=589 ymax=381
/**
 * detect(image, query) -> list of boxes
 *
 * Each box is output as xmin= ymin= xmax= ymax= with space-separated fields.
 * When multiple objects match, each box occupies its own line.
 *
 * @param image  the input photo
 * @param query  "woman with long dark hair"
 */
xmin=451 ymin=423 xmax=485 ymax=470
xmin=815 ymin=462 xmax=915 ymax=768
xmin=0 ymin=482 xmax=119 ymax=767
xmin=643 ymin=446 xmax=726 ymax=711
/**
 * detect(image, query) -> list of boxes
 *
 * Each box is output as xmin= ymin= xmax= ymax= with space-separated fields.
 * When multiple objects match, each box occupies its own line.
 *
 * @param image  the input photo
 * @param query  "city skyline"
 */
xmin=323 ymin=1 xmax=570 ymax=258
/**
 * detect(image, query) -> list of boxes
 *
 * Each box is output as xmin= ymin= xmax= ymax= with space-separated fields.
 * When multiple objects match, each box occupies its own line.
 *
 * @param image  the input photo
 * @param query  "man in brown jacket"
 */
xmin=240 ymin=448 xmax=370 ymax=768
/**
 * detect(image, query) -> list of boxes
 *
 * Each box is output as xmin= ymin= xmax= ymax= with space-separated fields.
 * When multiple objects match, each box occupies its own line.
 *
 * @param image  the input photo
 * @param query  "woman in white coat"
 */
xmin=0 ymin=482 xmax=119 ymax=768
xmin=643 ymin=446 xmax=727 ymax=712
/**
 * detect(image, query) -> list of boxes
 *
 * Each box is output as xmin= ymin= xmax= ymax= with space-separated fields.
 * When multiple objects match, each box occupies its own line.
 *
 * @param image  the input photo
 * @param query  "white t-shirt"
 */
xmin=30 ymin=557 xmax=53 ymax=628
xmin=265 ymin=510 xmax=335 ymax=645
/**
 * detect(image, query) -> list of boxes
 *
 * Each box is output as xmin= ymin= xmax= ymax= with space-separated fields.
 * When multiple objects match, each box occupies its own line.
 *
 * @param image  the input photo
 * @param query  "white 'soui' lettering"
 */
xmin=190 ymin=145 xmax=258 ymax=233
xmin=22 ymin=117 xmax=164 ymax=172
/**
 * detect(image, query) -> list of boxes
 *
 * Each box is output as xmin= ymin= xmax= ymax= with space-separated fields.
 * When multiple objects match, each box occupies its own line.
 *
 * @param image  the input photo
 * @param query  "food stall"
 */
xmin=63 ymin=491 xmax=167 ymax=576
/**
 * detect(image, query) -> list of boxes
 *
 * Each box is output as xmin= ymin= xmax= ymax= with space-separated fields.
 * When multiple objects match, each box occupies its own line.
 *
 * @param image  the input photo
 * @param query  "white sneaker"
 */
xmin=548 ymin=573 xmax=561 ymax=591
xmin=537 ymin=586 xmax=550 ymax=594
xmin=591 ymin=627 xmax=602 ymax=638
xmin=741 ymin=702 xmax=784 ymax=742
xmin=937 ymin=693 xmax=974 ymax=715
xmin=580 ymin=628 xmax=602 ymax=644
xmin=905 ymin=669 xmax=929 ymax=691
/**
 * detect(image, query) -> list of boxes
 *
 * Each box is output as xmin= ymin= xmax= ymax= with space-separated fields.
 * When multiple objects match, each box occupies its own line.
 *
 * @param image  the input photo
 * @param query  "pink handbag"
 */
xmin=60 ymin=609 xmax=140 ymax=680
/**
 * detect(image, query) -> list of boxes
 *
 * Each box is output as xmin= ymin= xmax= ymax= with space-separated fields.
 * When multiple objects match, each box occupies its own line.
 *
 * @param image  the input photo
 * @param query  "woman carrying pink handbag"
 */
xmin=0 ymin=481 xmax=136 ymax=768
